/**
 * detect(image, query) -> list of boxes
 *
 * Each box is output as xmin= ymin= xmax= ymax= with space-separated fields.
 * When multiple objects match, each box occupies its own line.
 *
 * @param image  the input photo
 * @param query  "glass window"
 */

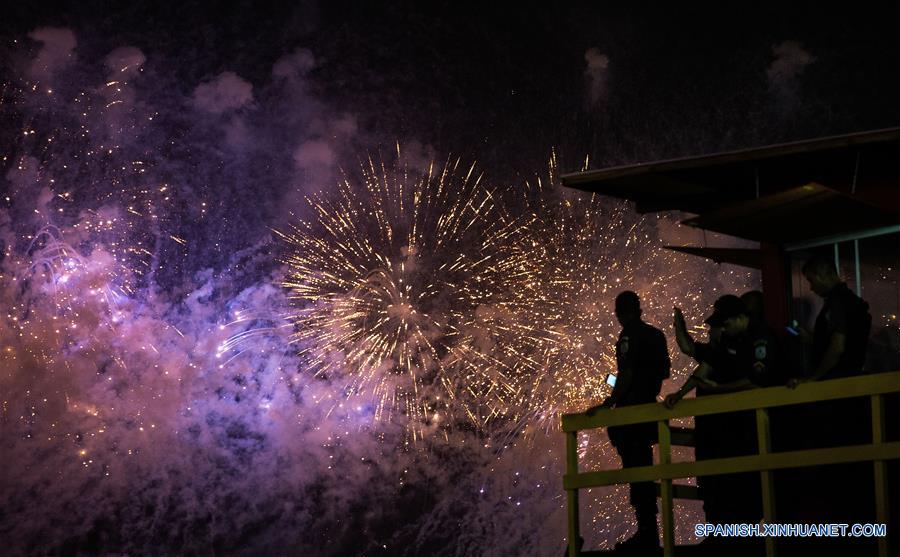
xmin=788 ymin=231 xmax=900 ymax=374
xmin=858 ymin=233 xmax=900 ymax=372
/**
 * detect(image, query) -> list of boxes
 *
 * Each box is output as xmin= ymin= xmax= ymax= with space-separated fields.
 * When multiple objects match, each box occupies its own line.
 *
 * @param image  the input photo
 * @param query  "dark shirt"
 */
xmin=732 ymin=322 xmax=783 ymax=387
xmin=811 ymin=282 xmax=871 ymax=379
xmin=694 ymin=341 xmax=734 ymax=383
xmin=694 ymin=335 xmax=738 ymax=395
xmin=696 ymin=323 xmax=782 ymax=390
xmin=615 ymin=320 xmax=671 ymax=406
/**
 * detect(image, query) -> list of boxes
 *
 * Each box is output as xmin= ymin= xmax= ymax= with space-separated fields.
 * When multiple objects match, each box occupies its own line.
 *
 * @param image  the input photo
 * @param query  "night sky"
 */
xmin=2 ymin=3 xmax=899 ymax=556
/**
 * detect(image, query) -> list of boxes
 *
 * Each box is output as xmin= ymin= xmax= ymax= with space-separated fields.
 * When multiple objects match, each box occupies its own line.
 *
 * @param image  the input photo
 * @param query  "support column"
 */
xmin=760 ymin=242 xmax=790 ymax=334
xmin=566 ymin=431 xmax=580 ymax=557
xmin=756 ymin=408 xmax=777 ymax=557
xmin=872 ymin=395 xmax=890 ymax=557
xmin=658 ymin=420 xmax=674 ymax=557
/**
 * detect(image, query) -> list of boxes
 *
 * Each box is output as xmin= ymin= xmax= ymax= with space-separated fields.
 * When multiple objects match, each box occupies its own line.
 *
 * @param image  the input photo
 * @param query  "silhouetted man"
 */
xmin=666 ymin=294 xmax=780 ymax=404
xmin=789 ymin=255 xmax=871 ymax=385
xmin=667 ymin=295 xmax=781 ymax=526
xmin=668 ymin=305 xmax=731 ymax=536
xmin=586 ymin=291 xmax=670 ymax=550
xmin=783 ymin=256 xmax=874 ymax=531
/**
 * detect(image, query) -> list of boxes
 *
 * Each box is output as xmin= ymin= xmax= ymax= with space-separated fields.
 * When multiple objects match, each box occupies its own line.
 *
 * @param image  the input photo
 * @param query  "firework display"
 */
xmin=276 ymin=154 xmax=536 ymax=440
xmin=0 ymin=26 xmax=762 ymax=556
xmin=268 ymin=152 xmax=759 ymax=547
xmin=275 ymin=151 xmax=755 ymax=437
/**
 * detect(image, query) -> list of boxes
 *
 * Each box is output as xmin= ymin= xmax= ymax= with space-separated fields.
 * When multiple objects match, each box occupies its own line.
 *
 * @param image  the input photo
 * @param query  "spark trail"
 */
xmin=277 ymin=153 xmax=534 ymax=440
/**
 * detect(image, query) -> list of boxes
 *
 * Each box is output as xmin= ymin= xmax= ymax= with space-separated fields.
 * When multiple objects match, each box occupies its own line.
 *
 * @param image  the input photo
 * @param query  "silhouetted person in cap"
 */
xmin=667 ymin=295 xmax=780 ymax=528
xmin=669 ymin=304 xmax=731 ymax=540
xmin=585 ymin=291 xmax=670 ymax=551
xmin=667 ymin=295 xmax=779 ymax=404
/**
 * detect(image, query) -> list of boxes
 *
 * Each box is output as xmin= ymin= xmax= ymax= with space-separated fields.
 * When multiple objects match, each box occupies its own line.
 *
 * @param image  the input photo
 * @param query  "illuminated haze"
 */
xmin=3 ymin=5 xmax=899 ymax=555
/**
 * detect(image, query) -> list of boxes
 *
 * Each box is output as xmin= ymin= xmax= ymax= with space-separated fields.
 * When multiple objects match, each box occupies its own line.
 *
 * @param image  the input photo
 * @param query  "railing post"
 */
xmin=872 ymin=394 xmax=890 ymax=557
xmin=657 ymin=420 xmax=674 ymax=557
xmin=756 ymin=408 xmax=777 ymax=557
xmin=566 ymin=430 xmax=580 ymax=557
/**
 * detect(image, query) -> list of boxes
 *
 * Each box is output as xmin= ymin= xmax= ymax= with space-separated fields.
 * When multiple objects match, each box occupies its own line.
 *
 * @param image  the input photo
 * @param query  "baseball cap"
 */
xmin=704 ymin=294 xmax=747 ymax=327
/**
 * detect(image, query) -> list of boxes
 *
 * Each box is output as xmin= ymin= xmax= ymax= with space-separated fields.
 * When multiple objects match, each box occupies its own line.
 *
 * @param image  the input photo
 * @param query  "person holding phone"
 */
xmin=584 ymin=291 xmax=670 ymax=550
xmin=789 ymin=255 xmax=872 ymax=385
xmin=780 ymin=255 xmax=874 ymax=530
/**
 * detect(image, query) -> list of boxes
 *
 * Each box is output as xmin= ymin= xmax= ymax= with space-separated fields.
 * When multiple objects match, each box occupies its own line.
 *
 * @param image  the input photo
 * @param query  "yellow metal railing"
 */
xmin=561 ymin=370 xmax=900 ymax=557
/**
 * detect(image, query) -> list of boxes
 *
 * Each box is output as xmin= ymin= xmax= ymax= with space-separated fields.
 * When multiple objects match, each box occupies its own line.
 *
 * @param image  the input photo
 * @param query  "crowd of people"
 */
xmin=584 ymin=255 xmax=875 ymax=552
